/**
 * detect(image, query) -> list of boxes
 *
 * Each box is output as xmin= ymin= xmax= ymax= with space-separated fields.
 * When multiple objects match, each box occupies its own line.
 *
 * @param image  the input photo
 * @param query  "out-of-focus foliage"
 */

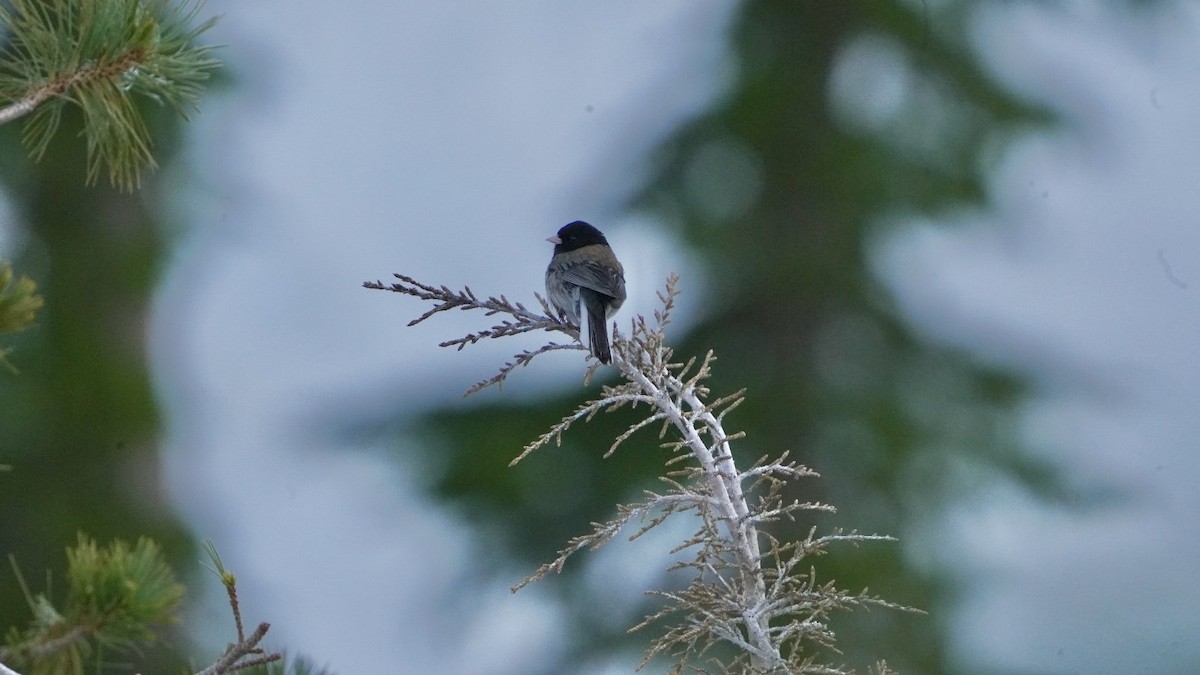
xmin=0 ymin=262 xmax=44 ymax=373
xmin=403 ymin=2 xmax=1056 ymax=673
xmin=0 ymin=6 xmax=208 ymax=669
xmin=1 ymin=535 xmax=184 ymax=675
xmin=0 ymin=263 xmax=42 ymax=333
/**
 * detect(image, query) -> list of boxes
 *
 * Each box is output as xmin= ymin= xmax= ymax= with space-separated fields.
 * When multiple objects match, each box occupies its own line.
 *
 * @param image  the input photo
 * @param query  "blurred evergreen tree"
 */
xmin=0 ymin=0 xmax=218 ymax=668
xmin=405 ymin=2 xmax=1059 ymax=673
xmin=0 ymin=101 xmax=195 ymax=671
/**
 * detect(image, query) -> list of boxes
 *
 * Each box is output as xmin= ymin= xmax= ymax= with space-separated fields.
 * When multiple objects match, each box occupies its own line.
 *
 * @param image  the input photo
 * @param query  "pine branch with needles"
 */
xmin=0 ymin=0 xmax=220 ymax=189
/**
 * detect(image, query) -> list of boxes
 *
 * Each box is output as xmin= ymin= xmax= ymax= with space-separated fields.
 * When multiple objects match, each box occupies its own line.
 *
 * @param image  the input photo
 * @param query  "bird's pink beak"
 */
xmin=547 ymin=235 xmax=562 ymax=245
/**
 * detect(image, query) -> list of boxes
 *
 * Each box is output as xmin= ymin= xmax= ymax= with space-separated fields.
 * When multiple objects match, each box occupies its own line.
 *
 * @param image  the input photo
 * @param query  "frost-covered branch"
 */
xmin=368 ymin=271 xmax=918 ymax=673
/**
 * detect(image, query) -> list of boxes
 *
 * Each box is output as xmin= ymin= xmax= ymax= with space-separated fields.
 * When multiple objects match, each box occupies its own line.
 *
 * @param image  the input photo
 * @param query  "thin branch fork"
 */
xmin=612 ymin=349 xmax=786 ymax=670
xmin=194 ymin=622 xmax=277 ymax=675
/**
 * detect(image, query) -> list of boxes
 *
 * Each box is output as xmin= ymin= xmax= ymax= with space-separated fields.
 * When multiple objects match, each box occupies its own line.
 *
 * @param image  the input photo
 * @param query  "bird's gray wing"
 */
xmin=558 ymin=260 xmax=626 ymax=301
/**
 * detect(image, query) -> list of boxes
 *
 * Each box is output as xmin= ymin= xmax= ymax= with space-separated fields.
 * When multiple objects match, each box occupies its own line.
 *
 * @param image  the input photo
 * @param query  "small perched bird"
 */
xmin=545 ymin=221 xmax=626 ymax=364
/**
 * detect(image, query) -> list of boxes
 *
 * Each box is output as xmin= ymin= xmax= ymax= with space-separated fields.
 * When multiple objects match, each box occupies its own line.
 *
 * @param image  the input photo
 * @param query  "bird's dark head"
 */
xmin=547 ymin=221 xmax=609 ymax=254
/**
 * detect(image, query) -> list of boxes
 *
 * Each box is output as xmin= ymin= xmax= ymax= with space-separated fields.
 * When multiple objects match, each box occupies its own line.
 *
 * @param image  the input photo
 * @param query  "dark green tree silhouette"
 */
xmin=0 ymin=1 xmax=221 ymax=672
xmin=395 ymin=3 xmax=1057 ymax=673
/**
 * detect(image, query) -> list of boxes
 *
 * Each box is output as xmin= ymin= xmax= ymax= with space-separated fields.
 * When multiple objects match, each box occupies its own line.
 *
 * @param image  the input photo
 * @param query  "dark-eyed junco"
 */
xmin=545 ymin=221 xmax=626 ymax=364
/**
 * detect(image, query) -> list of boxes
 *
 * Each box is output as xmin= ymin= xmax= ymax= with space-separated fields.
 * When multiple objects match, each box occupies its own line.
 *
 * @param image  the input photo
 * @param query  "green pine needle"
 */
xmin=64 ymin=534 xmax=185 ymax=652
xmin=2 ymin=535 xmax=183 ymax=673
xmin=0 ymin=0 xmax=220 ymax=189
xmin=0 ymin=261 xmax=43 ymax=334
xmin=0 ymin=261 xmax=44 ymax=374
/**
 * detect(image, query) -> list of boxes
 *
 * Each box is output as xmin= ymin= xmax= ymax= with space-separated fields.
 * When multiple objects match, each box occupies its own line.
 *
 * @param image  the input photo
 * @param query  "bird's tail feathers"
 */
xmin=581 ymin=291 xmax=612 ymax=364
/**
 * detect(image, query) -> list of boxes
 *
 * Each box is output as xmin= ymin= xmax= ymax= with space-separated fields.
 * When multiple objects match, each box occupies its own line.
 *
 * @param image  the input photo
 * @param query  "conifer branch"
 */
xmin=0 ymin=536 xmax=184 ymax=674
xmin=196 ymin=541 xmax=283 ymax=675
xmin=0 ymin=0 xmax=221 ymax=189
xmin=368 ymin=271 xmax=919 ymax=672
xmin=365 ymin=273 xmax=586 ymax=394
xmin=0 ymin=262 xmax=44 ymax=374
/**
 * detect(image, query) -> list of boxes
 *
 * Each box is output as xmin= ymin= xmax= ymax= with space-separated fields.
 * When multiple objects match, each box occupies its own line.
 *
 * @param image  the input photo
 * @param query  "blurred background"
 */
xmin=3 ymin=0 xmax=1200 ymax=673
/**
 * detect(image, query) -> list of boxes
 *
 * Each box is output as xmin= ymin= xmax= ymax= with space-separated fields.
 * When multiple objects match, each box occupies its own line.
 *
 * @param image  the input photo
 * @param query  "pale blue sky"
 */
xmin=147 ymin=2 xmax=1200 ymax=673
xmin=153 ymin=2 xmax=731 ymax=673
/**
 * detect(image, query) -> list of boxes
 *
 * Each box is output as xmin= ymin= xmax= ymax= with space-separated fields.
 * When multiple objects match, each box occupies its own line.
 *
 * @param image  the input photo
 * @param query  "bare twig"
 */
xmin=196 ymin=541 xmax=283 ymax=675
xmin=365 ymin=274 xmax=586 ymax=394
xmin=195 ymin=622 xmax=278 ymax=675
xmin=0 ymin=92 xmax=47 ymax=126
